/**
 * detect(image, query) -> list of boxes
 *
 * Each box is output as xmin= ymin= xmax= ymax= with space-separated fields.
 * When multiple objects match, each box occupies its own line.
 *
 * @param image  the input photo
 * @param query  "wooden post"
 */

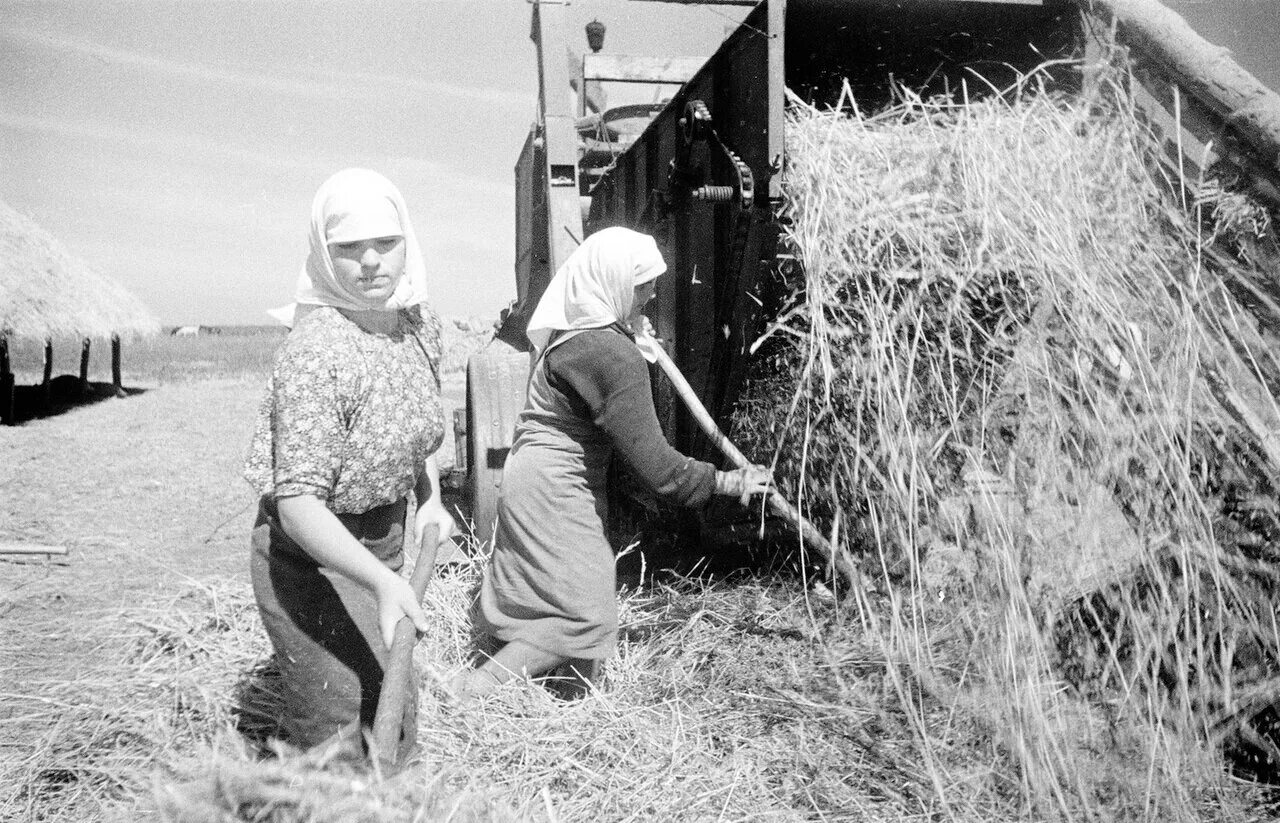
xmin=372 ymin=524 xmax=441 ymax=771
xmin=0 ymin=334 xmax=13 ymax=426
xmin=111 ymin=333 xmax=124 ymax=397
xmin=79 ymin=337 xmax=91 ymax=399
xmin=41 ymin=338 xmax=52 ymax=414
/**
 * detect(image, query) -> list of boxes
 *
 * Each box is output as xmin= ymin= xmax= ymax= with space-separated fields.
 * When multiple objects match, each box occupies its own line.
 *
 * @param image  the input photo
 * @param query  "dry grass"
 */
xmin=7 ymin=48 xmax=1280 ymax=823
xmin=0 ymin=197 xmax=160 ymax=343
xmin=733 ymin=56 xmax=1280 ymax=820
xmin=5 ymin=553 xmax=990 ymax=822
xmin=12 ymin=544 xmax=1269 ymax=821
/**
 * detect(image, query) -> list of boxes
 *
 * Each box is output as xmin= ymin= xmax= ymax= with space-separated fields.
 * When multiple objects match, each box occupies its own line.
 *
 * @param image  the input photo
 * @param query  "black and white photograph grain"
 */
xmin=4 ymin=1 xmax=1280 ymax=820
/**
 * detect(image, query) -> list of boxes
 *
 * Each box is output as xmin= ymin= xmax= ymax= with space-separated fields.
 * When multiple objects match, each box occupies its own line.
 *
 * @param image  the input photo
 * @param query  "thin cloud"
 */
xmin=0 ymin=111 xmax=333 ymax=171
xmin=297 ymin=65 xmax=530 ymax=110
xmin=383 ymin=156 xmax=516 ymax=196
xmin=0 ymin=113 xmax=508 ymax=187
xmin=3 ymin=27 xmax=527 ymax=109
xmin=0 ymin=113 xmax=514 ymax=224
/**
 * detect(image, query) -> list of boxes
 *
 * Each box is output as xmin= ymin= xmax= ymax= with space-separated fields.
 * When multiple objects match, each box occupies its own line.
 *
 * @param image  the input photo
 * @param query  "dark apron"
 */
xmin=249 ymin=496 xmax=416 ymax=761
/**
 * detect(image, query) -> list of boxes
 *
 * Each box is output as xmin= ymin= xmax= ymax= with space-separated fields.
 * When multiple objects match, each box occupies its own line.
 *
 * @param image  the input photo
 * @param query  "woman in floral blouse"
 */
xmin=244 ymin=168 xmax=454 ymax=760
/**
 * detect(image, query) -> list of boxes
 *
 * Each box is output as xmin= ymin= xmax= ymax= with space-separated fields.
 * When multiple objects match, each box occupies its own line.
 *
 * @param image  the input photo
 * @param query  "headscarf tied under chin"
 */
xmin=526 ymin=226 xmax=667 ymax=354
xmin=291 ymin=168 xmax=429 ymax=320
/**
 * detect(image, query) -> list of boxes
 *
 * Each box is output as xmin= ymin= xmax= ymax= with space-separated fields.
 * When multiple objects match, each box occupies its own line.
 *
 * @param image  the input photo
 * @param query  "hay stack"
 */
xmin=0 ymin=198 xmax=160 ymax=342
xmin=733 ymin=58 xmax=1280 ymax=809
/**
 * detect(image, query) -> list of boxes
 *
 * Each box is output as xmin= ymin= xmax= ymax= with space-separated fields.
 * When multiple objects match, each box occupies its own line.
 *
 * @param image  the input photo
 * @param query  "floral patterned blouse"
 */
xmin=244 ymin=304 xmax=445 ymax=514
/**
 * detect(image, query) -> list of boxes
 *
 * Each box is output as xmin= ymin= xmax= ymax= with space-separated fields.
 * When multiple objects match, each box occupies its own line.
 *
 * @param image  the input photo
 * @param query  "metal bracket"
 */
xmin=669 ymin=98 xmax=764 ymax=370
xmin=671 ymin=99 xmax=755 ymax=211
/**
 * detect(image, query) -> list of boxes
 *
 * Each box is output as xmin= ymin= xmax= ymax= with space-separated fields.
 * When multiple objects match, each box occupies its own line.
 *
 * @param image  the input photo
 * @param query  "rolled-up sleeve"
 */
xmin=269 ymin=346 xmax=346 ymax=501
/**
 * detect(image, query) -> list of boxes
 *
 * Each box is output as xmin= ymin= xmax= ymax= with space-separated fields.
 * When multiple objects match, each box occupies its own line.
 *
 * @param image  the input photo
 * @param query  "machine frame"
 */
xmin=457 ymin=0 xmax=1280 ymax=551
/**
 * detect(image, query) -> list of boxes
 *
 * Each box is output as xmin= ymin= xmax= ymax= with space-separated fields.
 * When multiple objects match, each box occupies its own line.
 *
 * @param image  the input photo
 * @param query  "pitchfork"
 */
xmin=634 ymin=331 xmax=860 ymax=591
xmin=371 ymin=522 xmax=442 ymax=773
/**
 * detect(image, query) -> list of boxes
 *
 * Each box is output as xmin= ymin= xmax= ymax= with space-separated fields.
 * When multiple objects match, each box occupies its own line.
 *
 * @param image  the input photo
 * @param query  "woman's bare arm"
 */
xmin=414 ymin=453 xmax=456 ymax=544
xmin=277 ymin=494 xmax=429 ymax=648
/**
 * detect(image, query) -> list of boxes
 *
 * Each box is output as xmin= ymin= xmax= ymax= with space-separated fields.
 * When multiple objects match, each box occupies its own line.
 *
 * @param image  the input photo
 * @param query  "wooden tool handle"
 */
xmin=640 ymin=335 xmax=860 ymax=590
xmin=371 ymin=522 xmax=441 ymax=768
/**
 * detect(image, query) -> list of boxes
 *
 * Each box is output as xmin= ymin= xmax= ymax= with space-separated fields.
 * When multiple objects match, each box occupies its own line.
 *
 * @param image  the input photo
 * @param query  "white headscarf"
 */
xmin=286 ymin=168 xmax=428 ymax=324
xmin=526 ymin=226 xmax=666 ymax=354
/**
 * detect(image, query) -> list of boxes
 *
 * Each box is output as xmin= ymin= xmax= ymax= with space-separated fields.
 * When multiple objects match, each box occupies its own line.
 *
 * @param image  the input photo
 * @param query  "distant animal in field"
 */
xmin=170 ymin=325 xmax=221 ymax=337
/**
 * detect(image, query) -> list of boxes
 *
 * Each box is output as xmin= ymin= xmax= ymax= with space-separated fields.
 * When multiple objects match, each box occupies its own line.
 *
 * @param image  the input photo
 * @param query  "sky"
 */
xmin=1164 ymin=1 xmax=1280 ymax=92
xmin=3 ymin=1 xmax=1277 ymax=327
xmin=1 ymin=0 xmax=747 ymax=326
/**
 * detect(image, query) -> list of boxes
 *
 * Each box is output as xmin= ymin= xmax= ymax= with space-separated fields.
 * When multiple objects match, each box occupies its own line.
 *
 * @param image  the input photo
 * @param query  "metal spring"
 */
xmin=691 ymin=185 xmax=735 ymax=202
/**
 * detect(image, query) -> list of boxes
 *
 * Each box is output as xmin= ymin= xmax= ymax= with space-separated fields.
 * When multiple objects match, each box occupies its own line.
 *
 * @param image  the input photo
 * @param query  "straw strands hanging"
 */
xmin=732 ymin=52 xmax=1280 ymax=808
xmin=0 ymin=198 xmax=161 ymax=342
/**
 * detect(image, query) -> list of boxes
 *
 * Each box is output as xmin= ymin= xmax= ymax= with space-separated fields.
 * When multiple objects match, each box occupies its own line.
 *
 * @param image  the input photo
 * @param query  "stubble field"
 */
xmin=3 ymin=326 xmax=861 ymax=822
xmin=3 ymin=325 xmax=1278 ymax=822
xmin=0 ymin=328 xmax=473 ymax=819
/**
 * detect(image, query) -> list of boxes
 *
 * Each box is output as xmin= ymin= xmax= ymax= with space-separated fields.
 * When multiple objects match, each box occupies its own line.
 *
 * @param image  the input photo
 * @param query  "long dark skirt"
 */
xmin=249 ymin=496 xmax=416 ymax=761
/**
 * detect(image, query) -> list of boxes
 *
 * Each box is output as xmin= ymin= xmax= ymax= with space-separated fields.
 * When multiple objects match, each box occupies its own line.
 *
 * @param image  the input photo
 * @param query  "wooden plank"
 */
xmin=582 ymin=55 xmax=704 ymax=85
xmin=0 ymin=543 xmax=68 ymax=556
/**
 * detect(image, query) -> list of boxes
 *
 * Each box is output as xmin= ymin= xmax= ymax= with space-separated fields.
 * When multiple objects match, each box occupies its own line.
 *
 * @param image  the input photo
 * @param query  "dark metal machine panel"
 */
xmin=586 ymin=0 xmax=780 ymax=462
xmin=584 ymin=0 xmax=1079 ymax=464
xmin=784 ymin=0 xmax=1079 ymax=110
xmin=500 ymin=132 xmax=551 ymax=349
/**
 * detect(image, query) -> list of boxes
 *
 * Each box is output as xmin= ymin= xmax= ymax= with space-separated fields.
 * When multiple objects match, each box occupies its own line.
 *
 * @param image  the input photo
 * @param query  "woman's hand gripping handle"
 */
xmin=372 ymin=523 xmax=442 ymax=769
xmin=714 ymin=464 xmax=774 ymax=507
xmin=633 ymin=327 xmax=861 ymax=591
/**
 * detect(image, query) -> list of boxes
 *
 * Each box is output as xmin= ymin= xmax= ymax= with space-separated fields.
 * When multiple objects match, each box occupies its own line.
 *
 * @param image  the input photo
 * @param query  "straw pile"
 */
xmin=11 ymin=559 xmax=994 ymax=821
xmin=0 ymin=198 xmax=161 ymax=342
xmin=732 ymin=59 xmax=1280 ymax=817
xmin=2 ymin=573 xmax=510 ymax=822
xmin=10 ymin=521 xmax=1274 ymax=820
xmin=11 ymin=57 xmax=1280 ymax=823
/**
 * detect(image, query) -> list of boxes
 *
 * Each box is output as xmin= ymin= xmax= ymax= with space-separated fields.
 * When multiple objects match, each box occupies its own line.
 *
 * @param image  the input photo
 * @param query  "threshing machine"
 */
xmin=457 ymin=0 xmax=1280 ymax=553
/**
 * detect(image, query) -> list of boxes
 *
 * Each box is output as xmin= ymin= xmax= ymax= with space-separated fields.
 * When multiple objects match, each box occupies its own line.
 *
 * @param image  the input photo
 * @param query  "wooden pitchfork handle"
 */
xmin=636 ymin=333 xmax=860 ymax=591
xmin=371 ymin=522 xmax=442 ymax=770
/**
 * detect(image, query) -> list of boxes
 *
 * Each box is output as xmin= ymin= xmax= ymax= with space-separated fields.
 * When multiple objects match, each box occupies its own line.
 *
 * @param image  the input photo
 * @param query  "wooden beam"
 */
xmin=111 ymin=333 xmax=124 ymax=396
xmin=1080 ymin=0 xmax=1280 ymax=177
xmin=0 ymin=543 xmax=68 ymax=556
xmin=532 ymin=0 xmax=585 ymax=277
xmin=582 ymin=54 xmax=704 ymax=85
xmin=41 ymin=338 xmax=52 ymax=414
xmin=568 ymin=49 xmax=607 ymax=114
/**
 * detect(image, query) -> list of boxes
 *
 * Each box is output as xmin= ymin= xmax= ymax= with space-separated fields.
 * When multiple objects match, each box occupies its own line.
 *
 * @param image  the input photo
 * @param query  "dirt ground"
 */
xmin=0 ymin=373 xmax=467 ymax=814
xmin=2 ymin=377 xmax=257 ymax=643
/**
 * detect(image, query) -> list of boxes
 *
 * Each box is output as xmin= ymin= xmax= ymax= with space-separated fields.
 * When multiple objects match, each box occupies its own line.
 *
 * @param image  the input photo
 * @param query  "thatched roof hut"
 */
xmin=0 ymin=198 xmax=160 ymax=342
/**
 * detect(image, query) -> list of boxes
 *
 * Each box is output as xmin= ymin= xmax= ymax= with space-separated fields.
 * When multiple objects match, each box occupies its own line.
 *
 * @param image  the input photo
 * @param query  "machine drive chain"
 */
xmin=673 ymin=100 xmax=758 ymax=347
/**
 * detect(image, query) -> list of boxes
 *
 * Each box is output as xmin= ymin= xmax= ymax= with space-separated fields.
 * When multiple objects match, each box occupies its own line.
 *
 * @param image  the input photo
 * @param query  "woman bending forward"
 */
xmin=455 ymin=227 xmax=769 ymax=699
